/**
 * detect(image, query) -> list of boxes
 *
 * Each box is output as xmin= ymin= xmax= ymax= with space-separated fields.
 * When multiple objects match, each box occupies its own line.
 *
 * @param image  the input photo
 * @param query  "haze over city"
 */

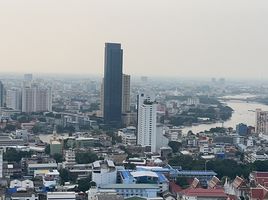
xmin=0 ymin=0 xmax=268 ymax=78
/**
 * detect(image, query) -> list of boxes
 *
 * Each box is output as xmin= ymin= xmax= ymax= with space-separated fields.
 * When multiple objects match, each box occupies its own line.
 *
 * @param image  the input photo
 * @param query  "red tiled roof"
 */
xmin=256 ymin=178 xmax=268 ymax=186
xmin=181 ymin=188 xmax=227 ymax=198
xmin=250 ymin=187 xmax=268 ymax=200
xmin=169 ymin=182 xmax=183 ymax=193
xmin=227 ymin=194 xmax=238 ymax=200
xmin=255 ymin=172 xmax=268 ymax=178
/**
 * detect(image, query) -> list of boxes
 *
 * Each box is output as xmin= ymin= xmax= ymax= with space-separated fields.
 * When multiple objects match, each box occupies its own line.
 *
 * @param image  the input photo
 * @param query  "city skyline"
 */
xmin=0 ymin=0 xmax=268 ymax=78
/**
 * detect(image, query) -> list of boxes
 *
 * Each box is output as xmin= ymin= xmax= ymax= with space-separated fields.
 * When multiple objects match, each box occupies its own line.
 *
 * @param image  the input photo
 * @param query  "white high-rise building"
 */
xmin=256 ymin=109 xmax=268 ymax=136
xmin=22 ymin=85 xmax=52 ymax=113
xmin=137 ymin=93 xmax=157 ymax=152
xmin=6 ymin=89 xmax=22 ymax=111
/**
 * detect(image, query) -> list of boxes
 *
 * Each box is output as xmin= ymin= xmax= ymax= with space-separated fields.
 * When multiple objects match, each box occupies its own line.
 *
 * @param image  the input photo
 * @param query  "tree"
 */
xmin=4 ymin=124 xmax=16 ymax=131
xmin=59 ymin=168 xmax=69 ymax=184
xmin=32 ymin=125 xmax=41 ymax=134
xmin=168 ymin=141 xmax=182 ymax=153
xmin=75 ymin=152 xmax=98 ymax=164
xmin=59 ymin=169 xmax=77 ymax=185
xmin=176 ymin=177 xmax=189 ymax=188
xmin=4 ymin=148 xmax=32 ymax=162
xmin=78 ymin=176 xmax=92 ymax=192
xmin=45 ymin=145 xmax=50 ymax=155
xmin=53 ymin=153 xmax=64 ymax=163
xmin=124 ymin=162 xmax=136 ymax=170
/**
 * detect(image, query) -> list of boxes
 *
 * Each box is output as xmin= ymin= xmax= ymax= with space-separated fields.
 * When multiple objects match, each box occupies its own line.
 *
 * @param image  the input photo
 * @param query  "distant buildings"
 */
xmin=103 ymin=43 xmax=123 ymax=127
xmin=24 ymin=74 xmax=33 ymax=82
xmin=6 ymin=89 xmax=22 ymax=111
xmin=187 ymin=97 xmax=200 ymax=106
xmin=256 ymin=109 xmax=268 ymax=136
xmin=0 ymin=81 xmax=5 ymax=107
xmin=22 ymin=84 xmax=52 ymax=113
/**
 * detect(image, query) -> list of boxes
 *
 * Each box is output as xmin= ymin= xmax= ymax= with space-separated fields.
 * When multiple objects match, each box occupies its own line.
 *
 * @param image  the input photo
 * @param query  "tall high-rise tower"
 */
xmin=0 ymin=81 xmax=5 ymax=107
xmin=103 ymin=43 xmax=123 ymax=126
xmin=137 ymin=93 xmax=157 ymax=152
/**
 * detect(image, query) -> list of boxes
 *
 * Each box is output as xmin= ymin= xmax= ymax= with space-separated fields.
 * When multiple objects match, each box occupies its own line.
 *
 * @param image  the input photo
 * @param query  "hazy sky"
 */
xmin=0 ymin=0 xmax=268 ymax=78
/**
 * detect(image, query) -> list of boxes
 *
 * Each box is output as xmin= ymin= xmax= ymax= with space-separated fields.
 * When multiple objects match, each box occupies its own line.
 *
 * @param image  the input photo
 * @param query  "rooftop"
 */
xmin=100 ymin=184 xmax=159 ymax=189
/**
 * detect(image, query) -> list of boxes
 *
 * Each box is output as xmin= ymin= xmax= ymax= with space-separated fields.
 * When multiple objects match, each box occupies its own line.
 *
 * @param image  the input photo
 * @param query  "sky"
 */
xmin=0 ymin=0 xmax=268 ymax=78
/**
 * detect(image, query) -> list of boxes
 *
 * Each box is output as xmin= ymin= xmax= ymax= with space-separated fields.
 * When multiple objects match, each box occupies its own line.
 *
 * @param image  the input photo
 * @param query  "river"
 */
xmin=39 ymin=97 xmax=268 ymax=143
xmin=181 ymin=99 xmax=268 ymax=134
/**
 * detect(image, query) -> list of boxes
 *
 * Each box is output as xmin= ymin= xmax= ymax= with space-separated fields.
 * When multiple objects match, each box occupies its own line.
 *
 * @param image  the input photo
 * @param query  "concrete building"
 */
xmin=100 ymin=78 xmax=104 ymax=118
xmin=0 ymin=149 xmax=3 ymax=178
xmin=11 ymin=191 xmax=38 ymax=200
xmin=47 ymin=192 xmax=76 ymax=200
xmin=22 ymin=85 xmax=52 ymax=113
xmin=187 ymin=97 xmax=200 ymax=106
xmin=103 ymin=43 xmax=123 ymax=127
xmin=88 ymin=187 xmax=124 ymax=200
xmin=50 ymin=140 xmax=62 ymax=156
xmin=63 ymin=150 xmax=76 ymax=169
xmin=256 ymin=109 xmax=268 ymax=136
xmin=137 ymin=93 xmax=157 ymax=152
xmin=119 ymin=170 xmax=169 ymax=193
xmin=28 ymin=163 xmax=57 ymax=175
xmin=0 ymin=136 xmax=24 ymax=147
xmin=99 ymin=184 xmax=159 ymax=199
xmin=122 ymin=74 xmax=130 ymax=114
xmin=6 ymin=89 xmax=22 ymax=111
xmin=155 ymin=125 xmax=169 ymax=153
xmin=92 ymin=160 xmax=117 ymax=187
xmin=118 ymin=127 xmax=136 ymax=146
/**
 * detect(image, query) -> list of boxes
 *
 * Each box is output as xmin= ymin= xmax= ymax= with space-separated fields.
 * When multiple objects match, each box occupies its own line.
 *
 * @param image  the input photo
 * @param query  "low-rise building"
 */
xmin=100 ymin=184 xmax=159 ymax=199
xmin=47 ymin=192 xmax=76 ymax=200
xmin=92 ymin=160 xmax=117 ymax=187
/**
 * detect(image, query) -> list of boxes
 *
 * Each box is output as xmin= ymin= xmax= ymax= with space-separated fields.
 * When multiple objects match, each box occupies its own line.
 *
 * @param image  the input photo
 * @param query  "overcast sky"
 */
xmin=0 ymin=0 xmax=268 ymax=78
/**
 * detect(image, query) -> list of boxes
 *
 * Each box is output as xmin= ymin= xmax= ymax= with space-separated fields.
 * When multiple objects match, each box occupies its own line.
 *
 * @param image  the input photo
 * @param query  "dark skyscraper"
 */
xmin=103 ymin=43 xmax=123 ymax=126
xmin=0 ymin=81 xmax=5 ymax=107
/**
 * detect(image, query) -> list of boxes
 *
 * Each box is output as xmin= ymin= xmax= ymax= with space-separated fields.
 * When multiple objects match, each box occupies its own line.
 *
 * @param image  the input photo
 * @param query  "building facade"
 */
xmin=103 ymin=43 xmax=123 ymax=127
xmin=137 ymin=93 xmax=157 ymax=152
xmin=22 ymin=85 xmax=52 ymax=113
xmin=0 ymin=81 xmax=5 ymax=107
xmin=6 ymin=89 xmax=22 ymax=111
xmin=122 ymin=74 xmax=130 ymax=113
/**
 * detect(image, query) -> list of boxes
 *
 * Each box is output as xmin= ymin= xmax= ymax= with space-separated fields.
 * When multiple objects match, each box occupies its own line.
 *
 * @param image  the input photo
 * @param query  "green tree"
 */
xmin=32 ymin=125 xmax=41 ymax=134
xmin=176 ymin=177 xmax=189 ymax=188
xmin=168 ymin=141 xmax=182 ymax=153
xmin=4 ymin=124 xmax=16 ymax=131
xmin=45 ymin=145 xmax=50 ymax=155
xmin=4 ymin=148 xmax=32 ymax=162
xmin=53 ymin=153 xmax=64 ymax=163
xmin=78 ymin=176 xmax=92 ymax=192
xmin=75 ymin=152 xmax=98 ymax=164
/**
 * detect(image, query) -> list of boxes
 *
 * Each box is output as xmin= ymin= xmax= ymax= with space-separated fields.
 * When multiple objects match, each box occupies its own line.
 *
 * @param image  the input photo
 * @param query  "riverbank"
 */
xmin=181 ymin=99 xmax=268 ymax=134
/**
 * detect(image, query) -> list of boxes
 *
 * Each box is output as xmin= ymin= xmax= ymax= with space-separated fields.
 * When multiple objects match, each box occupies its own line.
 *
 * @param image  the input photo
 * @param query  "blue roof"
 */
xmin=157 ymin=172 xmax=168 ymax=182
xmin=120 ymin=170 xmax=131 ymax=179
